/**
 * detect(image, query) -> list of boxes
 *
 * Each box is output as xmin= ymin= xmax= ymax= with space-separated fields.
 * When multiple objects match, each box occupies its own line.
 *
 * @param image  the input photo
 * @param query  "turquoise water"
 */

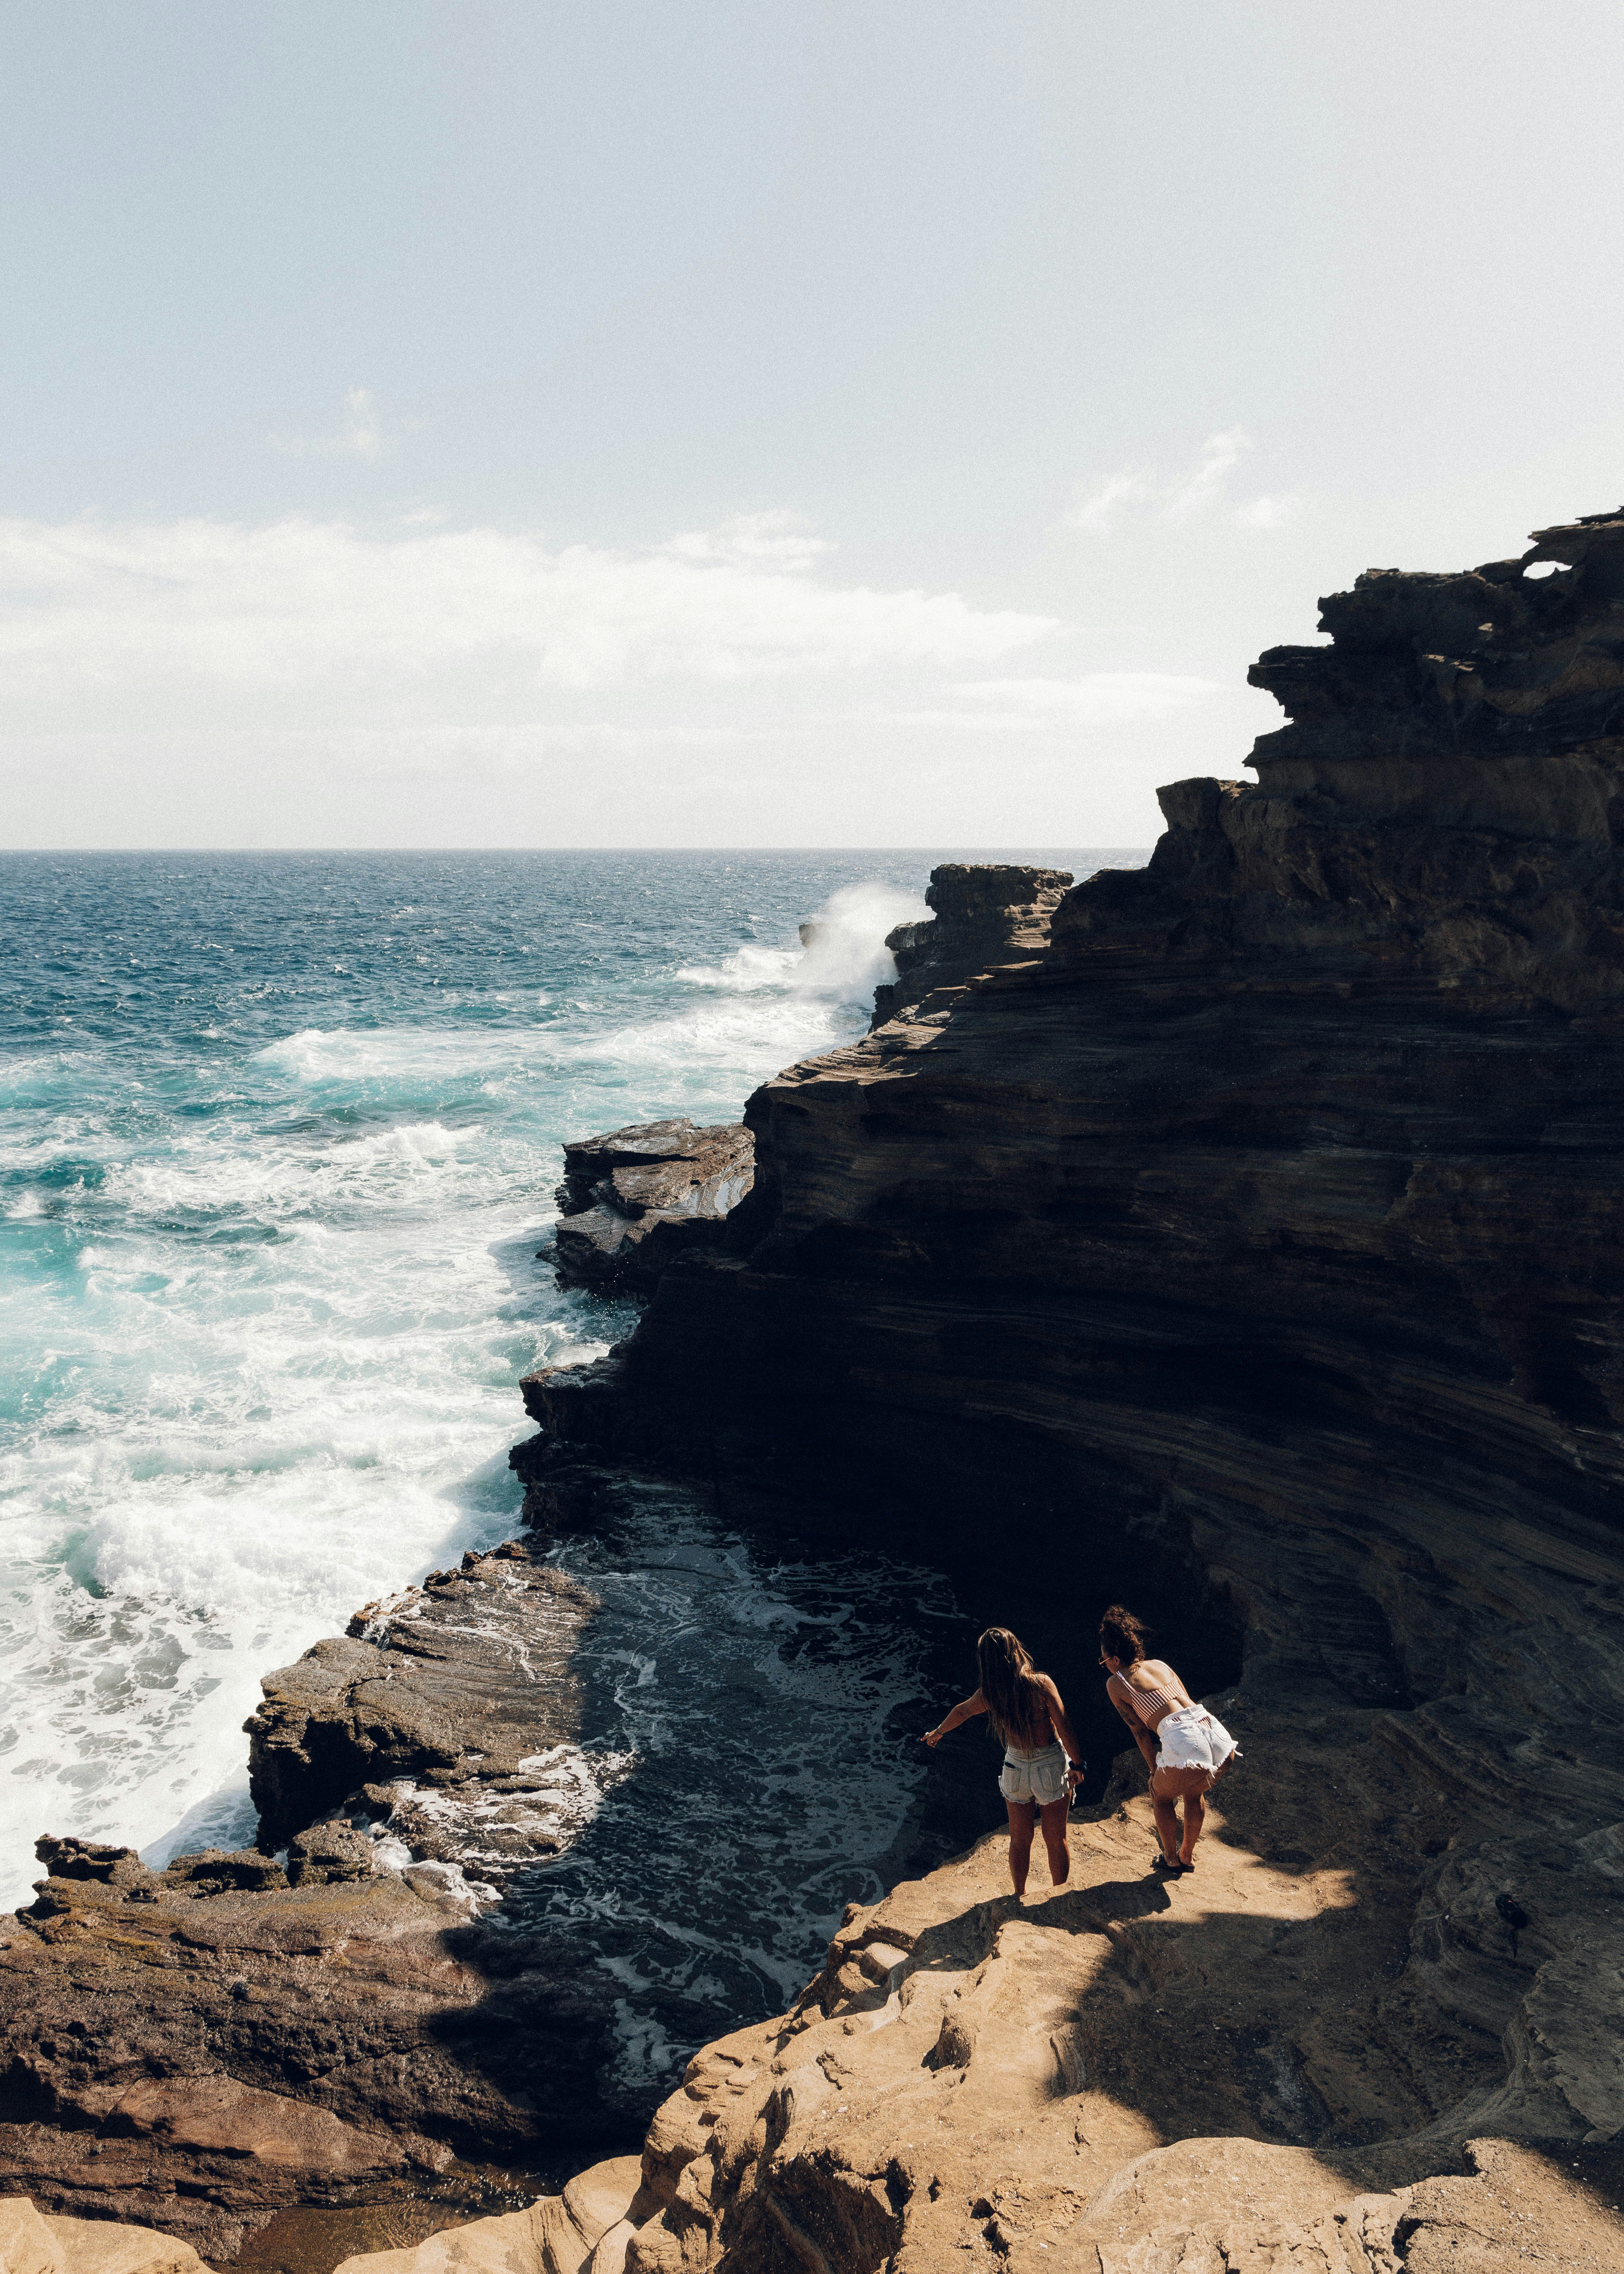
xmin=0 ymin=849 xmax=1130 ymax=1928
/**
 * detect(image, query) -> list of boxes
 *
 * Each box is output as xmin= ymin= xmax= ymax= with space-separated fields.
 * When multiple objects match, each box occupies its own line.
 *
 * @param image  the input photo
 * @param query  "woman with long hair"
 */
xmin=923 ymin=1627 xmax=1084 ymax=1898
xmin=1098 ymin=1605 xmax=1236 ymax=1874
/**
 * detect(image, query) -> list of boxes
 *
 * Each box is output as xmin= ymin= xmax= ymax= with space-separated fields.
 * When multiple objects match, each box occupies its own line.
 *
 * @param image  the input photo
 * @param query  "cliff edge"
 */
xmin=514 ymin=511 xmax=1624 ymax=2251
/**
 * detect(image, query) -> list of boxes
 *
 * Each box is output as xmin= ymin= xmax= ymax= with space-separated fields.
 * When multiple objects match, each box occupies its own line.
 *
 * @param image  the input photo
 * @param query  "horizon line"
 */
xmin=0 ymin=842 xmax=1153 ymax=857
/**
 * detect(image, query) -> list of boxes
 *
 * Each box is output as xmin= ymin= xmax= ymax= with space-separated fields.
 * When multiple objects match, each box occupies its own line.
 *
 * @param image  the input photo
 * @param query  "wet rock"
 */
xmin=285 ymin=1826 xmax=374 ymax=1887
xmin=246 ymin=1546 xmax=602 ymax=1859
xmin=869 ymin=862 xmax=1074 ymax=1028
xmin=547 ymin=1119 xmax=754 ymax=1297
xmin=157 ymin=1850 xmax=288 ymax=1897
xmin=0 ymin=1841 xmax=617 ymax=2259
xmin=0 ymin=1549 xmax=639 ymax=2257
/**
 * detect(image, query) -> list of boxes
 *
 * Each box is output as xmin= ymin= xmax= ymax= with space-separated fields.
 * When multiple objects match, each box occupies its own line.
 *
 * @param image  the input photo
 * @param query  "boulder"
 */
xmin=156 ymin=1849 xmax=287 ymax=1896
xmin=326 ymin=2158 xmax=648 ymax=2274
xmin=547 ymin=1120 xmax=753 ymax=1296
xmin=285 ymin=1824 xmax=375 ymax=1887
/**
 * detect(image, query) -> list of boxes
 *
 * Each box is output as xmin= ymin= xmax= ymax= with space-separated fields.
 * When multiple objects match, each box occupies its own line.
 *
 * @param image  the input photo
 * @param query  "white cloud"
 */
xmin=1069 ymin=428 xmax=1298 ymax=536
xmin=270 ymin=387 xmax=390 ymax=460
xmin=659 ymin=510 xmax=831 ymax=571
xmin=1163 ymin=427 xmax=1249 ymax=521
xmin=949 ymin=673 xmax=1232 ymax=723
xmin=1233 ymin=492 xmax=1300 ymax=530
xmin=0 ymin=512 xmax=1058 ymax=727
xmin=1068 ymin=470 xmax=1154 ymax=537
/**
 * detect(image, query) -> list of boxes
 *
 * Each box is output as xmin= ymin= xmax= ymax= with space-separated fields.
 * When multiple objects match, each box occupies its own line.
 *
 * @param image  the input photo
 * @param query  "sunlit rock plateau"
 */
xmin=6 ymin=510 xmax=1624 ymax=2270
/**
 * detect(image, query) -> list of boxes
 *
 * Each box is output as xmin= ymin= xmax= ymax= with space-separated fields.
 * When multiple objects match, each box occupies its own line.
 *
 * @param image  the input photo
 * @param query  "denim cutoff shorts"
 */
xmin=999 ymin=1741 xmax=1069 ymax=1807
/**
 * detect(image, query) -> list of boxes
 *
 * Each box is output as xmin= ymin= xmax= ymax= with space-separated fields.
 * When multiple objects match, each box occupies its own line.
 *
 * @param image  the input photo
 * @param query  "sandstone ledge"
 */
xmin=263 ymin=1789 xmax=1624 ymax=2271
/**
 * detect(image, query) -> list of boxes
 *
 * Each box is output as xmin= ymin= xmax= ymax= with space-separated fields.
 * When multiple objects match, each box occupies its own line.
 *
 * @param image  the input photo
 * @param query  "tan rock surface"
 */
xmin=328 ymin=2207 xmax=549 ymax=2274
xmin=323 ymin=2157 xmax=648 ymax=2274
xmin=604 ymin=1803 xmax=1624 ymax=2270
xmin=45 ymin=2217 xmax=202 ymax=2274
xmin=0 ymin=2204 xmax=200 ymax=2274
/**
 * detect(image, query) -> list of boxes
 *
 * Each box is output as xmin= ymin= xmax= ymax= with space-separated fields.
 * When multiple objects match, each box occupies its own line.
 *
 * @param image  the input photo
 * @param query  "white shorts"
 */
xmin=1000 ymin=1741 xmax=1069 ymax=1807
xmin=1155 ymin=1704 xmax=1238 ymax=1775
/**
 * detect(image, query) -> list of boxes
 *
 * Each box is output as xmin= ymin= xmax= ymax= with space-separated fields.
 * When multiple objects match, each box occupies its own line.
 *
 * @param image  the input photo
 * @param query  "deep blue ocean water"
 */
xmin=0 ymin=848 xmax=1138 ymax=2073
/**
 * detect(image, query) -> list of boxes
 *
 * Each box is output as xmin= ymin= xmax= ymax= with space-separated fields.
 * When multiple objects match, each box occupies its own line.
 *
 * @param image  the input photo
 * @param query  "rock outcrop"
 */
xmin=513 ymin=511 xmax=1624 ymax=2247
xmin=0 ymin=1847 xmax=549 ymax=2258
xmin=869 ymin=862 xmax=1074 ymax=1027
xmin=246 ymin=1540 xmax=610 ymax=1869
xmin=549 ymin=1121 xmax=754 ymax=1296
xmin=0 ymin=1550 xmax=633 ymax=2257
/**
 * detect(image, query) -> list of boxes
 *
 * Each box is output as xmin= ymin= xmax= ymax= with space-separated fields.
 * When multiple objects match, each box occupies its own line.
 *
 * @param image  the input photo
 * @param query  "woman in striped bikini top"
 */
xmin=1106 ymin=1663 xmax=1192 ymax=1730
xmin=1099 ymin=1602 xmax=1232 ymax=1877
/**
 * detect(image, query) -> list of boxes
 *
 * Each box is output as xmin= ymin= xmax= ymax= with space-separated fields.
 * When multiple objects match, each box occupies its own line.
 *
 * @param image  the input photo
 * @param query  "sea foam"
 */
xmin=0 ymin=854 xmax=934 ymax=1911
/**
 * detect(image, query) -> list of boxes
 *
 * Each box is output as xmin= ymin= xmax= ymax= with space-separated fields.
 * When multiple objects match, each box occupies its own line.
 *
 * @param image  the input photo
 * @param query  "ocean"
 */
xmin=0 ymin=848 xmax=1137 ymax=2080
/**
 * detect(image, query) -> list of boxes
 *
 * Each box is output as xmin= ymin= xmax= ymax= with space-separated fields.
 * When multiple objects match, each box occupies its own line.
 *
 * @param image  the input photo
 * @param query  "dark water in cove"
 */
xmin=0 ymin=846 xmax=1142 ymax=2093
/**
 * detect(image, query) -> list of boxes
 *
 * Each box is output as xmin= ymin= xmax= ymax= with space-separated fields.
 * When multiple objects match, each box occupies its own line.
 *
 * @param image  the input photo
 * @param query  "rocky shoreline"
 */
xmin=5 ymin=509 xmax=1624 ymax=2267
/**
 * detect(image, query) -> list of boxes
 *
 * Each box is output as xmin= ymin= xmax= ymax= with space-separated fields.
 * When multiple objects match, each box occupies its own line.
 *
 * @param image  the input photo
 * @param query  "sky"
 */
xmin=3 ymin=1 xmax=1622 ymax=850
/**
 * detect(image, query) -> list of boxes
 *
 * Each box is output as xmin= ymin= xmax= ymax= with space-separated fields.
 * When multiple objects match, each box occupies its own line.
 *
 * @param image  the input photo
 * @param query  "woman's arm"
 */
xmin=1107 ymin=1677 xmax=1158 ymax=1769
xmin=1035 ymin=1674 xmax=1085 ymax=1776
xmin=923 ymin=1689 xmax=987 ymax=1747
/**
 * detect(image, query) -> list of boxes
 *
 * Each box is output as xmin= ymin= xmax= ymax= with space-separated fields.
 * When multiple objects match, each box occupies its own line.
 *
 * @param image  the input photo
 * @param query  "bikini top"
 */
xmin=1107 ymin=1670 xmax=1183 ymax=1727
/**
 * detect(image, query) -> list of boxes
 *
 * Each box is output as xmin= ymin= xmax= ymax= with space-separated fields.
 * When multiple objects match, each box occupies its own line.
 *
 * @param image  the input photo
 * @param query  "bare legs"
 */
xmin=1178 ymin=1787 xmax=1205 ymax=1864
xmin=1004 ymin=1796 xmax=1071 ymax=1896
xmin=1150 ymin=1765 xmax=1213 ymax=1866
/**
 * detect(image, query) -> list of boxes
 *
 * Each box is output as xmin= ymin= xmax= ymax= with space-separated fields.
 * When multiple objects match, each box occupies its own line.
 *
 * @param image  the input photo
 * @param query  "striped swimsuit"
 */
xmin=1111 ymin=1671 xmax=1238 ymax=1777
xmin=1109 ymin=1673 xmax=1181 ymax=1725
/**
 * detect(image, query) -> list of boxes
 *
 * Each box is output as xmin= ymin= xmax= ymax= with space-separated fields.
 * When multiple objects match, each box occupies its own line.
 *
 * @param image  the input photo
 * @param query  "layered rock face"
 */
xmin=514 ymin=512 xmax=1624 ymax=2254
xmin=869 ymin=863 xmax=1074 ymax=1027
xmin=549 ymin=1120 xmax=754 ymax=1296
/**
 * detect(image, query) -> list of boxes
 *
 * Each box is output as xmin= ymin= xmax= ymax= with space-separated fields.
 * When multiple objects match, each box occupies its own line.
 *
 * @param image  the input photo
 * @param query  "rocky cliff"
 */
xmin=7 ymin=509 xmax=1624 ymax=2272
xmin=511 ymin=511 xmax=1624 ymax=2256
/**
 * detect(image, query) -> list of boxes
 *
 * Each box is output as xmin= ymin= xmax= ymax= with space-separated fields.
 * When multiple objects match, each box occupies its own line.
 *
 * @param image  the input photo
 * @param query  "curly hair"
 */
xmin=1099 ymin=1604 xmax=1150 ymax=1666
